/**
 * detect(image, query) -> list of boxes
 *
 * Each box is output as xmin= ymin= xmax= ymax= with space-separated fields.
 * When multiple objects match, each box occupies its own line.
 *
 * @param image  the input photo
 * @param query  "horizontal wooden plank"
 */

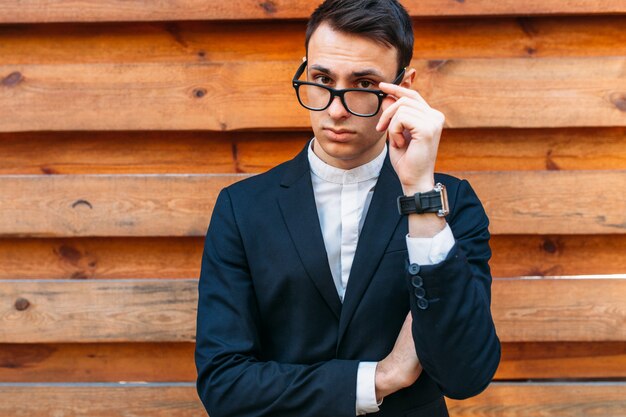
xmin=0 ymin=174 xmax=238 ymax=237
xmin=0 ymin=171 xmax=623 ymax=237
xmin=0 ymin=383 xmax=201 ymax=417
xmin=0 ymin=343 xmax=196 ymax=382
xmin=2 ymin=57 xmax=625 ymax=132
xmin=490 ymin=235 xmax=626 ymax=278
xmin=1 ymin=277 xmax=624 ymax=343
xmin=3 ymin=17 xmax=626 ymax=64
xmin=2 ymin=127 xmax=624 ymax=174
xmin=1 ymin=342 xmax=623 ymax=382
xmin=492 ymin=277 xmax=626 ymax=342
xmin=0 ymin=279 xmax=197 ymax=343
xmin=2 ymin=0 xmax=626 ymax=23
xmin=445 ymin=382 xmax=626 ymax=417
xmin=469 ymin=171 xmax=626 ymax=234
xmin=0 ymin=237 xmax=204 ymax=279
xmin=497 ymin=342 xmax=626 ymax=380
xmin=0 ymin=382 xmax=623 ymax=416
xmin=1 ymin=234 xmax=624 ymax=280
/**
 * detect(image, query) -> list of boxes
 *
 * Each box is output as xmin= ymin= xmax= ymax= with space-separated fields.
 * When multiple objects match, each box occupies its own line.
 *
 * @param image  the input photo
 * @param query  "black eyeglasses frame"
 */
xmin=292 ymin=59 xmax=406 ymax=117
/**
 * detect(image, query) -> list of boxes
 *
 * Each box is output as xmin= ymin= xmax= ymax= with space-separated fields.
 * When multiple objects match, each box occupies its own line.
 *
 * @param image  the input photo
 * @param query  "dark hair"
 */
xmin=305 ymin=0 xmax=414 ymax=73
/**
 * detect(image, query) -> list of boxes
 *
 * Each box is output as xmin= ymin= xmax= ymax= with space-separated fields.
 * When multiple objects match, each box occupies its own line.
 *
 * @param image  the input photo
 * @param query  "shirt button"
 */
xmin=414 ymin=287 xmax=426 ymax=298
xmin=417 ymin=298 xmax=429 ymax=310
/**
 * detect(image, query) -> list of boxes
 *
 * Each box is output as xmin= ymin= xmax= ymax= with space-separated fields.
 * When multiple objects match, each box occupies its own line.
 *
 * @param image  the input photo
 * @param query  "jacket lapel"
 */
xmin=337 ymin=157 xmax=403 ymax=345
xmin=277 ymin=145 xmax=342 ymax=320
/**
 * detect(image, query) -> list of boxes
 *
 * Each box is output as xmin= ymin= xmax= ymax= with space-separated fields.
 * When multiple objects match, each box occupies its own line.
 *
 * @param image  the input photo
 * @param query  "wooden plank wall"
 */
xmin=1 ymin=1 xmax=625 ymax=416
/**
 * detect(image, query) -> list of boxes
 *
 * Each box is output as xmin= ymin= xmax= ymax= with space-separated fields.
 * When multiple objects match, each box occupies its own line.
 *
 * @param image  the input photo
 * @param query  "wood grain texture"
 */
xmin=1 ymin=128 xmax=624 ymax=174
xmin=497 ymin=342 xmax=626 ymax=380
xmin=0 ymin=279 xmax=197 ymax=343
xmin=2 ymin=0 xmax=626 ymax=23
xmin=492 ymin=277 xmax=626 ymax=342
xmin=0 ymin=383 xmax=202 ymax=417
xmin=0 ymin=237 xmax=204 ymax=279
xmin=1 ymin=57 xmax=625 ymax=132
xmin=445 ymin=382 xmax=626 ymax=417
xmin=1 ymin=235 xmax=624 ymax=280
xmin=1 ymin=277 xmax=624 ymax=343
xmin=0 ymin=342 xmax=623 ymax=382
xmin=1 ymin=171 xmax=624 ymax=237
xmin=2 ymin=17 xmax=626 ymax=64
xmin=0 ymin=382 xmax=623 ymax=416
xmin=489 ymin=235 xmax=626 ymax=278
xmin=0 ymin=174 xmax=240 ymax=237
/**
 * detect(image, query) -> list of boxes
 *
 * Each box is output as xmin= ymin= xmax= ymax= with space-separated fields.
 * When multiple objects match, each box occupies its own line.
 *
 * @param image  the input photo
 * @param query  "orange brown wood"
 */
xmin=1 ymin=276 xmax=624 ymax=343
xmin=2 ymin=57 xmax=625 ymax=132
xmin=1 ymin=171 xmax=624 ymax=237
xmin=0 ymin=342 xmax=623 ymax=382
xmin=492 ymin=277 xmax=626 ymax=342
xmin=445 ymin=382 xmax=626 ymax=417
xmin=2 ymin=18 xmax=626 ymax=64
xmin=497 ymin=342 xmax=626 ymax=380
xmin=0 ymin=382 xmax=623 ymax=416
xmin=1 ymin=128 xmax=624 ymax=175
xmin=0 ymin=234 xmax=624 ymax=280
xmin=0 ymin=279 xmax=198 ymax=343
xmin=2 ymin=0 xmax=626 ymax=23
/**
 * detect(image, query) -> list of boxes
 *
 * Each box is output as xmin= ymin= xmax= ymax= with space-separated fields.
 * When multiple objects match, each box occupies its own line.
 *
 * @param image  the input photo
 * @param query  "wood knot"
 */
xmin=193 ymin=88 xmax=206 ymax=98
xmin=427 ymin=60 xmax=447 ymax=71
xmin=259 ymin=1 xmax=277 ymax=13
xmin=2 ymin=71 xmax=23 ymax=87
xmin=542 ymin=238 xmax=558 ymax=254
xmin=610 ymin=92 xmax=626 ymax=112
xmin=197 ymin=50 xmax=206 ymax=59
xmin=15 ymin=298 xmax=30 ymax=311
xmin=71 ymin=199 xmax=93 ymax=209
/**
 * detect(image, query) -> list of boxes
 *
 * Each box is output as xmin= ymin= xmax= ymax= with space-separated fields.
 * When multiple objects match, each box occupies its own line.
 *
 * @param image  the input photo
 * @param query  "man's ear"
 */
xmin=401 ymin=68 xmax=417 ymax=89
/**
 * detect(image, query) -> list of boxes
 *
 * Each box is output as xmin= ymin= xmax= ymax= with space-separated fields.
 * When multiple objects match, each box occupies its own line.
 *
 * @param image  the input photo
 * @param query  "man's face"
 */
xmin=306 ymin=22 xmax=404 ymax=169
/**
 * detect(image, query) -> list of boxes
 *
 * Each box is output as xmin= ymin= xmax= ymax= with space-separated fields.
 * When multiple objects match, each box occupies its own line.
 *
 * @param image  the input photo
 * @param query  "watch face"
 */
xmin=437 ymin=183 xmax=449 ymax=217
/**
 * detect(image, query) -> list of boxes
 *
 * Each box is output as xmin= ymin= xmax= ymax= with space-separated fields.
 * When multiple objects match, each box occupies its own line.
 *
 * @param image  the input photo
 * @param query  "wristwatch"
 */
xmin=397 ymin=183 xmax=449 ymax=217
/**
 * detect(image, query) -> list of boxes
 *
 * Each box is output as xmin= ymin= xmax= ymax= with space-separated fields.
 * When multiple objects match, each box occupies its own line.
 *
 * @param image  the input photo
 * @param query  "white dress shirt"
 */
xmin=307 ymin=139 xmax=455 ymax=415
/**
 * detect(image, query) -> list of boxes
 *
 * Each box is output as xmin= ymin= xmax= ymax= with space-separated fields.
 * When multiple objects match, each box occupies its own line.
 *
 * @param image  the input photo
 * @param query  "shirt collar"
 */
xmin=307 ymin=138 xmax=387 ymax=184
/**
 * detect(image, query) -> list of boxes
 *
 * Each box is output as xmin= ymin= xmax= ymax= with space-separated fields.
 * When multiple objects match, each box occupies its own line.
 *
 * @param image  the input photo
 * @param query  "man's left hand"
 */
xmin=376 ymin=82 xmax=445 ymax=195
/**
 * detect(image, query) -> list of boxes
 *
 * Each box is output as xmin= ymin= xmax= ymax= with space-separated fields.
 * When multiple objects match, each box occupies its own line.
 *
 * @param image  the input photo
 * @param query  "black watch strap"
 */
xmin=397 ymin=183 xmax=449 ymax=216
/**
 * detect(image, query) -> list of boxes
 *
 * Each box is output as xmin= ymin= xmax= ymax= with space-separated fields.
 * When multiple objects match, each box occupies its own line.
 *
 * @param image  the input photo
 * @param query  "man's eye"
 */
xmin=357 ymin=80 xmax=374 ymax=89
xmin=314 ymin=76 xmax=332 ymax=85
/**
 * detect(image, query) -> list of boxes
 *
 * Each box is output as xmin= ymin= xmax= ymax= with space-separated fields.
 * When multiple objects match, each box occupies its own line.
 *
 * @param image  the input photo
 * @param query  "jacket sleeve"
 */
xmin=408 ymin=179 xmax=501 ymax=399
xmin=195 ymin=189 xmax=360 ymax=417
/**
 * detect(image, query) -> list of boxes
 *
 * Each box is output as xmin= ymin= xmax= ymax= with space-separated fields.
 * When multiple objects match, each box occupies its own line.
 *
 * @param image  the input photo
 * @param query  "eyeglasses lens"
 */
xmin=298 ymin=85 xmax=380 ymax=116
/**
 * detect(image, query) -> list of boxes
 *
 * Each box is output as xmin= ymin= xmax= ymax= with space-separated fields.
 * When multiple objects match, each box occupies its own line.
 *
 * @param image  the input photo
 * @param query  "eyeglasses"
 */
xmin=292 ymin=60 xmax=406 ymax=117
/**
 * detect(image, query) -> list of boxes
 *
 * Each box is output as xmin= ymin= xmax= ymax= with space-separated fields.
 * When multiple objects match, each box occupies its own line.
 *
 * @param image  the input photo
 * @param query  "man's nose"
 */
xmin=327 ymin=95 xmax=350 ymax=119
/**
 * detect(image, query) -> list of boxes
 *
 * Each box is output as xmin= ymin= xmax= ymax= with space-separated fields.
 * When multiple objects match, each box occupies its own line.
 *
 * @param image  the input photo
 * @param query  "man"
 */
xmin=195 ymin=0 xmax=501 ymax=416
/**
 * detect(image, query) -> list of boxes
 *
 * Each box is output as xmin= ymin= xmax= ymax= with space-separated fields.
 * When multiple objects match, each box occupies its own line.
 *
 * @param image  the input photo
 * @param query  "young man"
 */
xmin=195 ymin=1 xmax=500 ymax=416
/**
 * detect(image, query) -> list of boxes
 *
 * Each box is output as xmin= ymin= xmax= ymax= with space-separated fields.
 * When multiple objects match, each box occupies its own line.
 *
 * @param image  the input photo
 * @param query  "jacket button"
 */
xmin=414 ymin=287 xmax=426 ymax=298
xmin=411 ymin=275 xmax=423 ymax=288
xmin=417 ymin=298 xmax=429 ymax=310
xmin=408 ymin=263 xmax=420 ymax=275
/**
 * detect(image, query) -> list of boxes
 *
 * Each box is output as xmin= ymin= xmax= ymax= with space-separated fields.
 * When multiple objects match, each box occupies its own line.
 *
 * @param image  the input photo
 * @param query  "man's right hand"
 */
xmin=375 ymin=312 xmax=423 ymax=401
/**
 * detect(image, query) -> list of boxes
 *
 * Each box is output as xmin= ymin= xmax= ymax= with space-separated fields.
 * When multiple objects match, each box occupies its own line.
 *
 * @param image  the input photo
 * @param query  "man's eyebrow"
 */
xmin=352 ymin=69 xmax=384 ymax=78
xmin=309 ymin=65 xmax=333 ymax=76
xmin=308 ymin=65 xmax=384 ymax=79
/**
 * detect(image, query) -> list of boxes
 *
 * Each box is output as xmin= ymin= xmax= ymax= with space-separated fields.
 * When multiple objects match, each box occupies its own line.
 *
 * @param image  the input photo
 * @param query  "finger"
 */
xmin=377 ymin=96 xmax=431 ymax=132
xmin=378 ymin=82 xmax=428 ymax=106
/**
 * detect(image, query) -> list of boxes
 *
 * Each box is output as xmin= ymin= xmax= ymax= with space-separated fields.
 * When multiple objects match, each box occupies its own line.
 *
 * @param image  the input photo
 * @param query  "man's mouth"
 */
xmin=324 ymin=127 xmax=356 ymax=141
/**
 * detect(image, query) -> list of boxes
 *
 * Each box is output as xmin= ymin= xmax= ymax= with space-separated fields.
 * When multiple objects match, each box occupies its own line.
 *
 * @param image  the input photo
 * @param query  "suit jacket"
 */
xmin=195 ymin=143 xmax=501 ymax=417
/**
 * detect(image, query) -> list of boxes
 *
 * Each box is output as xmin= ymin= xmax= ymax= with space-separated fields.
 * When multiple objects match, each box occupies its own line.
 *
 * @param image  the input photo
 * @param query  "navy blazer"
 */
xmin=196 ymin=144 xmax=501 ymax=417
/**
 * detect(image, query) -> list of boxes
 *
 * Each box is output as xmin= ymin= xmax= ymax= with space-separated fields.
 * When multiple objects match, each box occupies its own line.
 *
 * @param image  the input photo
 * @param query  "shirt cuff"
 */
xmin=356 ymin=362 xmax=380 ymax=415
xmin=406 ymin=223 xmax=455 ymax=265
